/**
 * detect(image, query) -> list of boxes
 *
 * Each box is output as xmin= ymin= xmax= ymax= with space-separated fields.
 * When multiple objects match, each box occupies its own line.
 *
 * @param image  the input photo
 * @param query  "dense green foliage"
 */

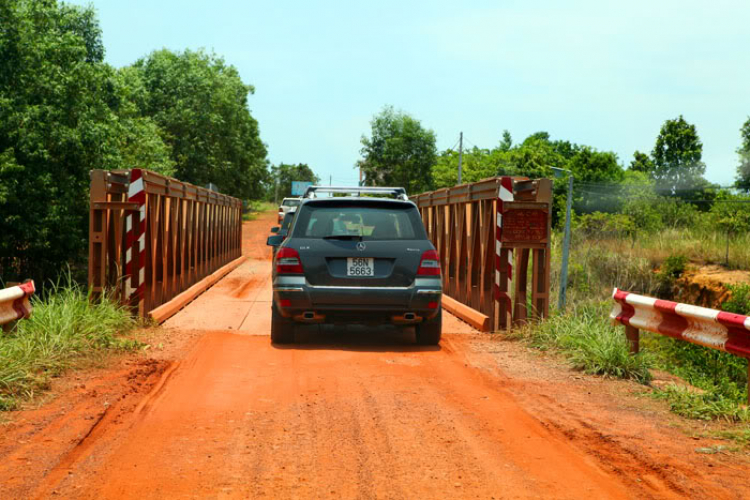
xmin=131 ymin=49 xmax=268 ymax=199
xmin=0 ymin=0 xmax=268 ymax=286
xmin=721 ymin=284 xmax=750 ymax=316
xmin=358 ymin=106 xmax=437 ymax=194
xmin=0 ymin=278 xmax=137 ymax=410
xmin=269 ymin=163 xmax=320 ymax=200
xmin=651 ymin=115 xmax=706 ymax=195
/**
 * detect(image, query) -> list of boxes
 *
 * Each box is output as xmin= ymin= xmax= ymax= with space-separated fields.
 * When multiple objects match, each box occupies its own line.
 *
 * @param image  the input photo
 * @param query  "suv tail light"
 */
xmin=417 ymin=249 xmax=441 ymax=276
xmin=276 ymin=247 xmax=304 ymax=274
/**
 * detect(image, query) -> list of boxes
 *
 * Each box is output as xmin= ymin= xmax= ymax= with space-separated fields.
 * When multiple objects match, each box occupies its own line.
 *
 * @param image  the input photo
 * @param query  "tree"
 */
xmin=131 ymin=49 xmax=268 ymax=199
xmin=358 ymin=106 xmax=437 ymax=194
xmin=499 ymin=130 xmax=513 ymax=151
xmin=651 ymin=116 xmax=706 ymax=195
xmin=629 ymin=151 xmax=654 ymax=174
xmin=0 ymin=1 xmax=259 ymax=287
xmin=0 ymin=0 xmax=164 ymax=285
xmin=270 ymin=163 xmax=320 ymax=200
xmin=735 ymin=118 xmax=750 ymax=192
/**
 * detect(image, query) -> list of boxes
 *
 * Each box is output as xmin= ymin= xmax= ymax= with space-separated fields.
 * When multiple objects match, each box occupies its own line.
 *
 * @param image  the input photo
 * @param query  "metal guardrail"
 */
xmin=611 ymin=288 xmax=750 ymax=403
xmin=412 ymin=176 xmax=553 ymax=331
xmin=88 ymin=169 xmax=243 ymax=318
xmin=0 ymin=281 xmax=35 ymax=329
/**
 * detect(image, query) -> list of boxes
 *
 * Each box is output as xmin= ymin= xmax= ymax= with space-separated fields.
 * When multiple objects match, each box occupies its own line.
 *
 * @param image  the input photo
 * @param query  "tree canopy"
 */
xmin=270 ymin=163 xmax=320 ymax=200
xmin=0 ymin=0 xmax=269 ymax=286
xmin=651 ymin=115 xmax=706 ymax=194
xmin=131 ymin=49 xmax=268 ymax=199
xmin=358 ymin=106 xmax=437 ymax=194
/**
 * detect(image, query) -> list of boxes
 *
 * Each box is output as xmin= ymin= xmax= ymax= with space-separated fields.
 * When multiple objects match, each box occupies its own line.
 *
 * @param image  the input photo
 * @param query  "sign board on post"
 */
xmin=495 ymin=184 xmax=553 ymax=330
xmin=500 ymin=202 xmax=549 ymax=246
xmin=291 ymin=181 xmax=313 ymax=196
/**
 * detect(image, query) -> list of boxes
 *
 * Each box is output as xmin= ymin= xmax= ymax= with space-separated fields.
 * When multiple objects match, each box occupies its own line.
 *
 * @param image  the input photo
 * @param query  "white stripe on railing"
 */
xmin=0 ymin=281 xmax=35 ymax=327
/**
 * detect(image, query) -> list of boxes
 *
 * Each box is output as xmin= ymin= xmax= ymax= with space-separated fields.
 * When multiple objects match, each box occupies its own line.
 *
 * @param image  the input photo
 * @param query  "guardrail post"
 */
xmin=625 ymin=325 xmax=640 ymax=354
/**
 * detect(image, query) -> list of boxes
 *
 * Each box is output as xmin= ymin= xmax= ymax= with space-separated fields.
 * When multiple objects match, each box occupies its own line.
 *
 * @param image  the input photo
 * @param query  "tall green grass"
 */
xmin=0 ymin=280 xmax=137 ymax=410
xmin=523 ymin=301 xmax=652 ymax=383
xmin=532 ymin=228 xmax=750 ymax=424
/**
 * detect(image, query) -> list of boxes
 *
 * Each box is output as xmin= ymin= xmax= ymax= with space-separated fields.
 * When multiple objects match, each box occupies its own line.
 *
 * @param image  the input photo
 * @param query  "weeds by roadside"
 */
xmin=0 ymin=279 xmax=139 ymax=411
xmin=530 ymin=229 xmax=750 ymax=427
xmin=522 ymin=301 xmax=652 ymax=383
xmin=651 ymin=386 xmax=750 ymax=422
xmin=243 ymin=200 xmax=277 ymax=221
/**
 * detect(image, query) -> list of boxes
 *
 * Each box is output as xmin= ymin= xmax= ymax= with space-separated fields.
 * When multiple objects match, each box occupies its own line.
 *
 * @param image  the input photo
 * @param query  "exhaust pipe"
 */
xmin=294 ymin=311 xmax=325 ymax=323
xmin=392 ymin=312 xmax=422 ymax=325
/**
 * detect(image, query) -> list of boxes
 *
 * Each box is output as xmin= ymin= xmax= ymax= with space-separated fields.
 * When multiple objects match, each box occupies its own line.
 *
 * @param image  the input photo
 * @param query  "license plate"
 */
xmin=347 ymin=257 xmax=374 ymax=277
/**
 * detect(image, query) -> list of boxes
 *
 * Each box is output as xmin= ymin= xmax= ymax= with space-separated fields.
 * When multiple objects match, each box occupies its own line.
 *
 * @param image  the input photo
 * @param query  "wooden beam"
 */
xmin=442 ymin=295 xmax=491 ymax=332
xmin=150 ymin=255 xmax=247 ymax=324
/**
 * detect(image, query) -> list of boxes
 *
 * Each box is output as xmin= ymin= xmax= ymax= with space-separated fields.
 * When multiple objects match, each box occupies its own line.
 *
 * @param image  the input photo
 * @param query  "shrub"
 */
xmin=622 ymin=198 xmax=664 ymax=232
xmin=577 ymin=212 xmax=636 ymax=239
xmin=722 ymin=284 xmax=750 ymax=315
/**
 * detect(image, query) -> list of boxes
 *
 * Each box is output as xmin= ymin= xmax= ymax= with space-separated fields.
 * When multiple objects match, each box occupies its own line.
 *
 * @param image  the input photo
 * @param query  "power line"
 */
xmin=575 ymin=189 xmax=750 ymax=203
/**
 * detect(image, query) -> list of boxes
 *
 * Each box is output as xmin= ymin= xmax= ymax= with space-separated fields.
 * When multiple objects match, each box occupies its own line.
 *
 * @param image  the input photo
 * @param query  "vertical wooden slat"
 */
xmin=513 ymin=249 xmax=530 ymax=325
xmin=88 ymin=171 xmax=108 ymax=300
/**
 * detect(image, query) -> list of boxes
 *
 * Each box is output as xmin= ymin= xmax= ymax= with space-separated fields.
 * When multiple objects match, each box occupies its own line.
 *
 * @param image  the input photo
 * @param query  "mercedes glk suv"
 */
xmin=266 ymin=186 xmax=442 ymax=345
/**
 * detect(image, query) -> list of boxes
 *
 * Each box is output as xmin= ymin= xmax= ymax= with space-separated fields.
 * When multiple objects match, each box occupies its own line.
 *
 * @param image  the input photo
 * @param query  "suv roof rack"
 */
xmin=302 ymin=186 xmax=409 ymax=201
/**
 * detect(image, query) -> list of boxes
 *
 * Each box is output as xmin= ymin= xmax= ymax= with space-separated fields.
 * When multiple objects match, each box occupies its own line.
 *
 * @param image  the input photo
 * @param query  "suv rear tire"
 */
xmin=416 ymin=308 xmax=442 ymax=345
xmin=271 ymin=305 xmax=295 ymax=344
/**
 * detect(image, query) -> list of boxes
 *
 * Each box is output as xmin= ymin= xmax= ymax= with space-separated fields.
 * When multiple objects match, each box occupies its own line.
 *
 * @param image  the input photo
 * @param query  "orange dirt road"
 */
xmin=2 ymin=212 xmax=749 ymax=499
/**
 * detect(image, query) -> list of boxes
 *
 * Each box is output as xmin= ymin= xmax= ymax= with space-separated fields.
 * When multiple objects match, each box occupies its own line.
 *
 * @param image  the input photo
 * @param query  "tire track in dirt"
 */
xmin=3 ymin=212 xmax=749 ymax=499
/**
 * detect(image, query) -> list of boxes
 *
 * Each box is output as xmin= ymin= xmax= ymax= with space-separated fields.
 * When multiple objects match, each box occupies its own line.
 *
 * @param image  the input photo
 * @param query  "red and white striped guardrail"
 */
xmin=494 ymin=177 xmax=514 ymax=308
xmin=125 ymin=168 xmax=146 ymax=305
xmin=610 ymin=288 xmax=750 ymax=358
xmin=0 ymin=281 xmax=35 ymax=327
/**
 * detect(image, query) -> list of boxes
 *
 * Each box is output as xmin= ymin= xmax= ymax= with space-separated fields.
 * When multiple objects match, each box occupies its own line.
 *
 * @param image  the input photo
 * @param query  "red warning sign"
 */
xmin=501 ymin=208 xmax=548 ymax=243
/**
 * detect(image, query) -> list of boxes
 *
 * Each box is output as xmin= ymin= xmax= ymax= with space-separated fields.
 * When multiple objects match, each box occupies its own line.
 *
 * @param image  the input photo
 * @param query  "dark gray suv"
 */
xmin=266 ymin=186 xmax=442 ymax=345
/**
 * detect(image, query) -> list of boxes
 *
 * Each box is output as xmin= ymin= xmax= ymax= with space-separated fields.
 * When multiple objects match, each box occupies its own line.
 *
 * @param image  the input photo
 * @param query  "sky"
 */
xmin=70 ymin=0 xmax=750 ymax=187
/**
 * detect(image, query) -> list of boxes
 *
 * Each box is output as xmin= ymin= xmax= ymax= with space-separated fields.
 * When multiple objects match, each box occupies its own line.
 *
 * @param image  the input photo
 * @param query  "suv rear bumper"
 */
xmin=272 ymin=276 xmax=442 ymax=323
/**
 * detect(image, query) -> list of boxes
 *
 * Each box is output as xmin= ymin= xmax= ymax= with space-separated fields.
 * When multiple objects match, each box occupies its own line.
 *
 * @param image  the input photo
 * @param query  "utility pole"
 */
xmin=457 ymin=132 xmax=463 ymax=185
xmin=329 ymin=175 xmax=332 ymax=186
xmin=274 ymin=178 xmax=279 ymax=205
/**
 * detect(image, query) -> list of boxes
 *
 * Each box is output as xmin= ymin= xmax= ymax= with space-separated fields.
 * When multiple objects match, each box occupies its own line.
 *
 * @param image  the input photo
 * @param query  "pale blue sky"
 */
xmin=70 ymin=0 xmax=749 ymax=186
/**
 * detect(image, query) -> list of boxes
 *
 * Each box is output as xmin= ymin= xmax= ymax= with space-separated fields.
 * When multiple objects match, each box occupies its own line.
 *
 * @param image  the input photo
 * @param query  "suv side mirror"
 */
xmin=270 ymin=226 xmax=280 ymax=234
xmin=266 ymin=235 xmax=284 ymax=247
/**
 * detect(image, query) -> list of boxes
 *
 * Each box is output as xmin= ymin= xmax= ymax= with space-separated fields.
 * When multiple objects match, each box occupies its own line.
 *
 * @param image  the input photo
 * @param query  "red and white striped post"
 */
xmin=495 ymin=177 xmax=514 ymax=329
xmin=124 ymin=169 xmax=146 ymax=309
xmin=0 ymin=281 xmax=35 ymax=330
xmin=612 ymin=288 xmax=750 ymax=403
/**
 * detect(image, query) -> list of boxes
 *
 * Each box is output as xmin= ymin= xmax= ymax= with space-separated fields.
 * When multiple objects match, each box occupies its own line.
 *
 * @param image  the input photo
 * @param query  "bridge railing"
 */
xmin=88 ymin=169 xmax=242 ymax=318
xmin=411 ymin=176 xmax=553 ymax=331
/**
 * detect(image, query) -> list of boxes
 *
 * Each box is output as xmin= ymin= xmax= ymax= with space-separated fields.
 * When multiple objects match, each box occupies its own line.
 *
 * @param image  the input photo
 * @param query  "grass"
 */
xmin=522 ymin=300 xmax=652 ymax=383
xmin=0 ymin=279 xmax=138 ymax=411
xmin=524 ymin=226 xmax=750 ymax=427
xmin=243 ymin=200 xmax=277 ymax=220
xmin=578 ymin=226 xmax=750 ymax=271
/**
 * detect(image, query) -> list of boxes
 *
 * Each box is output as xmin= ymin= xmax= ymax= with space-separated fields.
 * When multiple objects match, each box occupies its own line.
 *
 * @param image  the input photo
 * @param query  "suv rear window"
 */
xmin=293 ymin=204 xmax=426 ymax=240
xmin=282 ymin=199 xmax=301 ymax=207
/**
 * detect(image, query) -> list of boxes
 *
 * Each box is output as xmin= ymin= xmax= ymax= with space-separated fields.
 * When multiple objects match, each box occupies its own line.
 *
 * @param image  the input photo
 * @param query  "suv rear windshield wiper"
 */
xmin=322 ymin=235 xmax=363 ymax=241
